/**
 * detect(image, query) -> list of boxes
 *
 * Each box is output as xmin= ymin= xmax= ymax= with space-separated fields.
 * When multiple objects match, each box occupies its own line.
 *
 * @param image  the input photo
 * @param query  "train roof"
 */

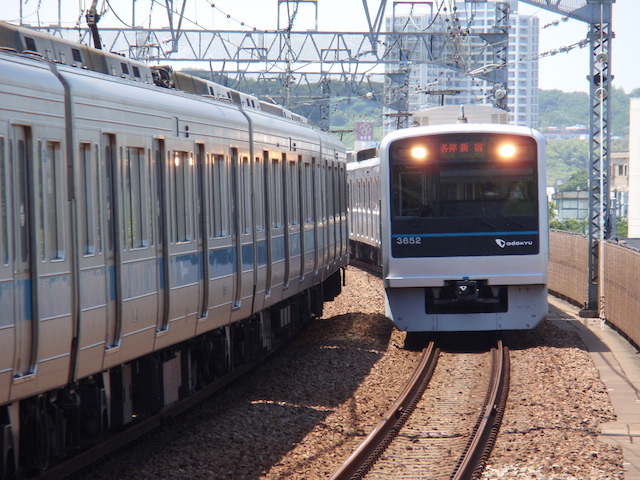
xmin=412 ymin=105 xmax=509 ymax=126
xmin=379 ymin=122 xmax=544 ymax=147
xmin=0 ymin=21 xmax=307 ymax=125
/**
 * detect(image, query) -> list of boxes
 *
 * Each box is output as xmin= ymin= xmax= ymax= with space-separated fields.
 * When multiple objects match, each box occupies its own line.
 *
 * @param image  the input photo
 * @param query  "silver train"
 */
xmin=0 ymin=22 xmax=347 ymax=477
xmin=349 ymin=123 xmax=549 ymax=332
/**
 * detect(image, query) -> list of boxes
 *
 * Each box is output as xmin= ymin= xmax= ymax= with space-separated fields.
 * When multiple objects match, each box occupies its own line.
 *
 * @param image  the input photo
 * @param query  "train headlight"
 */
xmin=497 ymin=143 xmax=517 ymax=159
xmin=410 ymin=146 xmax=428 ymax=161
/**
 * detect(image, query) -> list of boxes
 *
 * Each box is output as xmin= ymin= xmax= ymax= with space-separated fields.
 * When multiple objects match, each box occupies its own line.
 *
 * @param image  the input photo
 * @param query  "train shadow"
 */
xmin=75 ymin=311 xmax=395 ymax=480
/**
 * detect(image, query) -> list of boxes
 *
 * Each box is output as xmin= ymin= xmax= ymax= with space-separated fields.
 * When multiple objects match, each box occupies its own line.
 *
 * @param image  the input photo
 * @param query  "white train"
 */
xmin=0 ymin=21 xmax=347 ymax=477
xmin=349 ymin=123 xmax=548 ymax=332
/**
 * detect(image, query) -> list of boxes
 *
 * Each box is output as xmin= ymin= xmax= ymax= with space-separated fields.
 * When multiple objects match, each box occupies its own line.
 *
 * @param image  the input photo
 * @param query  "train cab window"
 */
xmin=124 ymin=147 xmax=151 ymax=249
xmin=39 ymin=141 xmax=64 ymax=261
xmin=0 ymin=137 xmax=6 ymax=265
xmin=210 ymin=154 xmax=228 ymax=238
xmin=171 ymin=150 xmax=194 ymax=243
xmin=389 ymin=133 xmax=539 ymax=249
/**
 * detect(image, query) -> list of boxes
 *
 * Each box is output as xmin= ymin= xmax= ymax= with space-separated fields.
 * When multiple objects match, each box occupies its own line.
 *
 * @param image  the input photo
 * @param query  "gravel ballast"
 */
xmin=75 ymin=266 xmax=624 ymax=480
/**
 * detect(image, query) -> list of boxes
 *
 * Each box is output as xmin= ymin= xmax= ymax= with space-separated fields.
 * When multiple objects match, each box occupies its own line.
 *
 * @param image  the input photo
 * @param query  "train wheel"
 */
xmin=21 ymin=398 xmax=52 ymax=473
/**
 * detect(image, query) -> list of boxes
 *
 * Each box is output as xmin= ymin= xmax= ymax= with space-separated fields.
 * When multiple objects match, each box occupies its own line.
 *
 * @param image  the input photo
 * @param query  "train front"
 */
xmin=380 ymin=124 xmax=548 ymax=332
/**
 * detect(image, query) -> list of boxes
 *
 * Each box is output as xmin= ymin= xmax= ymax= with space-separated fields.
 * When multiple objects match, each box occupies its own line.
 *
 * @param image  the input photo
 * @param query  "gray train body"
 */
xmin=0 ymin=21 xmax=347 ymax=476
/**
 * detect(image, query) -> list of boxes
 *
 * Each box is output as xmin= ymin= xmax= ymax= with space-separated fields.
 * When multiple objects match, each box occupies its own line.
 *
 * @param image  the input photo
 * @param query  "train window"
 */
xmin=302 ymin=162 xmax=312 ymax=224
xmin=270 ymin=157 xmax=283 ymax=228
xmin=133 ymin=66 xmax=141 ymax=78
xmin=80 ymin=143 xmax=96 ymax=255
xmin=210 ymin=154 xmax=228 ymax=238
xmin=121 ymin=63 xmax=130 ymax=76
xmin=254 ymin=157 xmax=264 ymax=232
xmin=326 ymin=164 xmax=335 ymax=219
xmin=287 ymin=159 xmax=300 ymax=226
xmin=39 ymin=141 xmax=64 ymax=261
xmin=72 ymin=48 xmax=82 ymax=63
xmin=0 ymin=137 xmax=6 ymax=265
xmin=24 ymin=37 xmax=37 ymax=52
xmin=242 ymin=157 xmax=251 ymax=234
xmin=171 ymin=150 xmax=194 ymax=243
xmin=316 ymin=163 xmax=325 ymax=223
xmin=125 ymin=147 xmax=150 ymax=248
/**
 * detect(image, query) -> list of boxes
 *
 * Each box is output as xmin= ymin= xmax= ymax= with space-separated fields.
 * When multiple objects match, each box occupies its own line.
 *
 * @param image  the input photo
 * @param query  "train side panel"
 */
xmin=0 ymin=55 xmax=75 ymax=403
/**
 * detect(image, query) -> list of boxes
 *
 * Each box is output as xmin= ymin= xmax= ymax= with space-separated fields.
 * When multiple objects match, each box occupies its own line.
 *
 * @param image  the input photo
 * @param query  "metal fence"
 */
xmin=550 ymin=230 xmax=640 ymax=347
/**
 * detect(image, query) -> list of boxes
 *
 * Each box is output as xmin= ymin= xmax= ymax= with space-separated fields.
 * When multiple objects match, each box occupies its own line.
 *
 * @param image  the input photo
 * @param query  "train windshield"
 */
xmin=388 ymin=132 xmax=540 ymax=257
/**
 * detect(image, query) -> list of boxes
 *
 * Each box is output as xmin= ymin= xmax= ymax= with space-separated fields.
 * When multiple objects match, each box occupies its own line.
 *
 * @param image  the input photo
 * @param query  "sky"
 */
xmin=4 ymin=0 xmax=639 ymax=94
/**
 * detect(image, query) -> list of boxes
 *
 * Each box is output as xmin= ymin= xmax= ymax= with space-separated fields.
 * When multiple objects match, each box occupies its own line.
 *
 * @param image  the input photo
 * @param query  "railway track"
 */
xmin=330 ymin=340 xmax=510 ymax=480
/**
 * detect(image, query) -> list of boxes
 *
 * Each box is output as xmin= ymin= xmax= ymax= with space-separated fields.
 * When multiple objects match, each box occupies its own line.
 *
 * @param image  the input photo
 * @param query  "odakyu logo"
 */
xmin=495 ymin=238 xmax=534 ymax=248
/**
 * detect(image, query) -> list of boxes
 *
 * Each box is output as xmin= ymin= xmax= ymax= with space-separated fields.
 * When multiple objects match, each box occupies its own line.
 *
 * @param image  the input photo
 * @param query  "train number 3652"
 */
xmin=396 ymin=236 xmax=422 ymax=245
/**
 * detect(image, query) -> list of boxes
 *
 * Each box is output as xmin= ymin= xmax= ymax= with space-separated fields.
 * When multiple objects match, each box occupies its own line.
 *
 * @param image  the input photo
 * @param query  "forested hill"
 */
xmin=539 ymin=87 xmax=639 ymax=137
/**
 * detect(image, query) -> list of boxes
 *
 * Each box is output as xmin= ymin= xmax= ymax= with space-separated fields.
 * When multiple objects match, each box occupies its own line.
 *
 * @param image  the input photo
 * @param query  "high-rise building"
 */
xmin=384 ymin=0 xmax=539 ymax=131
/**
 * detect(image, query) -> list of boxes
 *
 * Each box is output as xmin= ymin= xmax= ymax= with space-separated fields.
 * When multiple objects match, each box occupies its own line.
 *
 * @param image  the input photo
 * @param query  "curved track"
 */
xmin=330 ymin=340 xmax=510 ymax=480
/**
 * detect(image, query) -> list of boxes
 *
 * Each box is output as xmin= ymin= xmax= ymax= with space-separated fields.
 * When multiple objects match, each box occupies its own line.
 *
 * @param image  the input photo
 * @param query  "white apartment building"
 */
xmin=384 ymin=0 xmax=539 ymax=130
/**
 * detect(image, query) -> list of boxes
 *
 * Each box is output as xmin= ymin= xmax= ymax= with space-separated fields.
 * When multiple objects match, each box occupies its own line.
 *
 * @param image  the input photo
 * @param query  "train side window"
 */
xmin=80 ymin=143 xmax=96 ymax=255
xmin=210 ymin=154 xmax=228 ymax=238
xmin=125 ymin=147 xmax=150 ymax=248
xmin=302 ymin=162 xmax=312 ymax=224
xmin=254 ymin=156 xmax=264 ymax=232
xmin=24 ymin=37 xmax=37 ymax=52
xmin=171 ymin=150 xmax=193 ymax=243
xmin=287 ymin=159 xmax=300 ymax=226
xmin=72 ymin=48 xmax=82 ymax=63
xmin=39 ymin=141 xmax=64 ymax=261
xmin=121 ymin=63 xmax=130 ymax=76
xmin=270 ymin=157 xmax=283 ymax=228
xmin=242 ymin=157 xmax=251 ymax=234
xmin=327 ymin=164 xmax=336 ymax=219
xmin=0 ymin=137 xmax=6 ymax=265
xmin=316 ymin=163 xmax=325 ymax=223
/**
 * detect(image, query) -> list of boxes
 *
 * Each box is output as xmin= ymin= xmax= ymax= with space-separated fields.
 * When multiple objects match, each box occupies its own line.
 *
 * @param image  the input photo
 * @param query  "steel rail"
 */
xmin=450 ymin=340 xmax=510 ymax=480
xmin=329 ymin=342 xmax=440 ymax=480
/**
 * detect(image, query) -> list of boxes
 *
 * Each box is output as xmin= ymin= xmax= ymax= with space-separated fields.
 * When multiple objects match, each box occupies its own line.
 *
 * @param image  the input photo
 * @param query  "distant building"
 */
xmin=552 ymin=190 xmax=589 ymax=222
xmin=543 ymin=125 xmax=589 ymax=141
xmin=384 ymin=0 xmax=539 ymax=132
xmin=611 ymin=151 xmax=629 ymax=219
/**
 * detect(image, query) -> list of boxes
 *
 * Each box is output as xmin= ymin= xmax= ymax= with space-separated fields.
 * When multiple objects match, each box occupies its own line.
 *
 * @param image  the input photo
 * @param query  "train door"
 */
xmin=229 ymin=148 xmax=253 ymax=317
xmin=0 ymin=132 xmax=12 ymax=402
xmin=103 ymin=134 xmax=122 ymax=349
xmin=262 ymin=150 xmax=273 ymax=296
xmin=229 ymin=148 xmax=242 ymax=308
xmin=11 ymin=125 xmax=36 ymax=377
xmin=195 ymin=143 xmax=209 ymax=318
xmin=153 ymin=138 xmax=169 ymax=332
